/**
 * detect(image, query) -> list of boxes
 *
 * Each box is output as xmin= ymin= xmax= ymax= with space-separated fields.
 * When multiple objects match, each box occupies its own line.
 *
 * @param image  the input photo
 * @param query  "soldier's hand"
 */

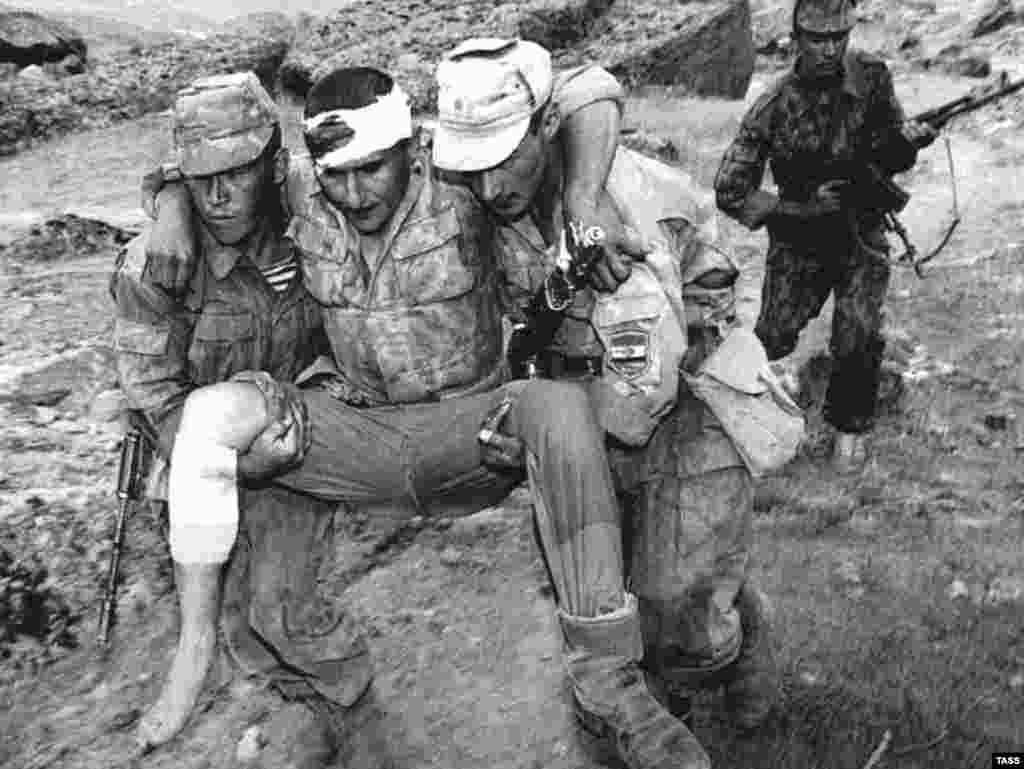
xmin=811 ymin=180 xmax=848 ymax=215
xmin=901 ymin=120 xmax=938 ymax=149
xmin=478 ymin=397 xmax=525 ymax=471
xmin=237 ymin=394 xmax=309 ymax=480
xmin=565 ymin=198 xmax=650 ymax=293
xmin=143 ymin=184 xmax=198 ymax=296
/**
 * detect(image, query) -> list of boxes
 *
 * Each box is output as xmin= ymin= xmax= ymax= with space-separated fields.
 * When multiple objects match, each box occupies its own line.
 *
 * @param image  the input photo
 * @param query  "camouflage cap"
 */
xmin=172 ymin=71 xmax=279 ymax=177
xmin=793 ymin=0 xmax=858 ymax=33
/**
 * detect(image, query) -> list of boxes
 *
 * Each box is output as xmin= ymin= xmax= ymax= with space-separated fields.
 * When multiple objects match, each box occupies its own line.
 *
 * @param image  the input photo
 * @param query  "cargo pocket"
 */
xmin=115 ymin=317 xmax=171 ymax=356
xmin=287 ymin=213 xmax=366 ymax=305
xmin=391 ymin=206 xmax=475 ymax=304
xmin=189 ymin=311 xmax=256 ymax=384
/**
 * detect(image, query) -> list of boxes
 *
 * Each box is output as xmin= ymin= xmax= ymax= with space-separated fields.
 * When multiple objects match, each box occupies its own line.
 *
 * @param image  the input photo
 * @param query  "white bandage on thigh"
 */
xmin=168 ymin=427 xmax=239 ymax=565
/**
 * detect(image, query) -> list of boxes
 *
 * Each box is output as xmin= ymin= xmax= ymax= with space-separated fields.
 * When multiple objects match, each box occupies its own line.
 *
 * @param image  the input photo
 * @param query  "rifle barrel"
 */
xmin=98 ymin=429 xmax=142 ymax=645
xmin=98 ymin=497 xmax=130 ymax=645
xmin=915 ymin=77 xmax=1024 ymax=129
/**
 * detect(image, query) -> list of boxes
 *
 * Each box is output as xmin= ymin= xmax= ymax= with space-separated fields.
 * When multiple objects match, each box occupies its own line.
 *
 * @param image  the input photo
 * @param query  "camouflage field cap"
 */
xmin=172 ymin=71 xmax=279 ymax=177
xmin=793 ymin=0 xmax=858 ymax=33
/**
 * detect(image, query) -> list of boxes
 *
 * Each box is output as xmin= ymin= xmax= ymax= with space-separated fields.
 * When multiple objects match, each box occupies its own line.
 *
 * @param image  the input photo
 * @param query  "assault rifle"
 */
xmin=506 ymin=221 xmax=607 ymax=379
xmin=97 ymin=427 xmax=144 ymax=646
xmin=850 ymin=73 xmax=1024 ymax=276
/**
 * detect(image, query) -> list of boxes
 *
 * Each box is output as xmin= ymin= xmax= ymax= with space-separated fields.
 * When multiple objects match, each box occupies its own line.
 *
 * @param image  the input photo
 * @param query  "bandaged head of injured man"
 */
xmin=303 ymin=67 xmax=415 ymax=234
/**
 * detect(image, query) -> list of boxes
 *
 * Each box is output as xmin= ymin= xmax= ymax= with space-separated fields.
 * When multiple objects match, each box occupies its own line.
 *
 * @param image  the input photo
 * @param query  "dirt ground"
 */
xmin=1 ymin=49 xmax=1024 ymax=769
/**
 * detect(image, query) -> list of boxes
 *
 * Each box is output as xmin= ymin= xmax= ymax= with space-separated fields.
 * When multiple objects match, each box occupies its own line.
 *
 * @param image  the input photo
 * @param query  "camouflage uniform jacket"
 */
xmin=714 ymin=49 xmax=918 ymax=242
xmin=285 ymin=149 xmax=502 ymax=407
xmin=112 ymin=224 xmax=326 ymax=461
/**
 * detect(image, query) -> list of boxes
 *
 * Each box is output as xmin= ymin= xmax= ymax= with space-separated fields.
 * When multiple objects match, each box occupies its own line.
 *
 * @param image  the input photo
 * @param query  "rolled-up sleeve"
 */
xmin=553 ymin=66 xmax=625 ymax=118
xmin=112 ymin=234 xmax=196 ymax=454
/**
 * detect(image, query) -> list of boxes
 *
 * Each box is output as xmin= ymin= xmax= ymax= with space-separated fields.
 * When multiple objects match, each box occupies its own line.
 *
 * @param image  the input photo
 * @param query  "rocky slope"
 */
xmin=279 ymin=0 xmax=754 ymax=109
xmin=0 ymin=0 xmax=755 ymax=156
xmin=0 ymin=11 xmax=294 ymax=156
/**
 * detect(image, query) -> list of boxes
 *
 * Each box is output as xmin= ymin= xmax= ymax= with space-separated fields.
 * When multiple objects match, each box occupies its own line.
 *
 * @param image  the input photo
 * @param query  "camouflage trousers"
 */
xmin=274 ymin=377 xmax=627 ymax=618
xmin=221 ymin=485 xmax=373 ymax=707
xmin=607 ymin=386 xmax=753 ymax=688
xmin=754 ymin=229 xmax=891 ymax=434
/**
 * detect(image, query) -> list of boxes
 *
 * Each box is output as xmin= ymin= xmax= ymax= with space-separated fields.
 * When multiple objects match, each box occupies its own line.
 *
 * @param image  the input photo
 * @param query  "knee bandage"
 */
xmin=168 ymin=426 xmax=239 ymax=565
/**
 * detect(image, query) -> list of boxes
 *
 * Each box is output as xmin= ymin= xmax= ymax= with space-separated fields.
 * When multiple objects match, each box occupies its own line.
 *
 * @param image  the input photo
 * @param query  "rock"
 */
xmin=0 ymin=345 xmax=117 ymax=410
xmin=1010 ymin=672 xmax=1024 ymax=690
xmin=220 ymin=11 xmax=296 ymax=44
xmin=122 ymin=578 xmax=156 ymax=613
xmin=17 ymin=63 xmax=48 ymax=81
xmin=0 ymin=213 xmax=137 ymax=263
xmin=560 ymin=0 xmax=755 ymax=98
xmin=0 ymin=25 xmax=290 ymax=156
xmin=620 ymin=129 xmax=680 ymax=164
xmin=236 ymin=725 xmax=266 ymax=763
xmin=280 ymin=0 xmax=753 ymax=106
xmin=833 ymin=559 xmax=863 ymax=587
xmin=969 ymin=0 xmax=1018 ymax=37
xmin=984 ymin=412 xmax=1011 ymax=431
xmin=0 ymin=11 xmax=86 ymax=68
xmin=927 ymin=45 xmax=992 ymax=78
xmin=42 ymin=53 xmax=85 ymax=78
xmin=103 ymin=708 xmax=141 ymax=732
xmin=279 ymin=0 xmax=505 ymax=107
xmin=31 ymin=406 xmax=60 ymax=426
xmin=516 ymin=0 xmax=615 ymax=50
xmin=798 ymin=669 xmax=821 ymax=686
xmin=448 ymin=506 xmax=515 ymax=536
xmin=947 ymin=578 xmax=970 ymax=600
xmin=984 ymin=575 xmax=1024 ymax=605
xmin=89 ymin=388 xmax=128 ymax=425
xmin=439 ymin=546 xmax=463 ymax=566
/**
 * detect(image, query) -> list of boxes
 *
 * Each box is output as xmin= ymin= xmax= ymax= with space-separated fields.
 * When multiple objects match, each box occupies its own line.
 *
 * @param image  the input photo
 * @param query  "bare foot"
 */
xmin=136 ymin=623 xmax=217 ymax=747
xmin=137 ymin=561 xmax=222 ymax=748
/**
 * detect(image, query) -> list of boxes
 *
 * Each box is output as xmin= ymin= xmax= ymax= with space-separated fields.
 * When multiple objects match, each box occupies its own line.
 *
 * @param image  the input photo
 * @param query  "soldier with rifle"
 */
xmin=714 ymin=0 xmax=938 ymax=471
xmin=111 ymin=72 xmax=380 ymax=768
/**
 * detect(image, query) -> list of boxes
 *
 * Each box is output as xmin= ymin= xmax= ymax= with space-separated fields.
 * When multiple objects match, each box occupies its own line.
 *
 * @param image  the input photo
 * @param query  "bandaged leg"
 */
xmin=138 ymin=385 xmax=259 ymax=748
xmin=168 ymin=425 xmax=240 ymax=564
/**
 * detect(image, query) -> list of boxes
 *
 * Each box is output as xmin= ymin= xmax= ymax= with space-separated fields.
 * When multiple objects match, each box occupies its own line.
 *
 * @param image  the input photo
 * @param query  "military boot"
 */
xmin=560 ymin=593 xmax=711 ymax=769
xmin=719 ymin=584 xmax=778 ymax=731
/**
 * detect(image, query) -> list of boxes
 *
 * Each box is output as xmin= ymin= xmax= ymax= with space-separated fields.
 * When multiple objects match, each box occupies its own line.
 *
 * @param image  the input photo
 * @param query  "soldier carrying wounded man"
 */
xmin=134 ymin=39 xmax=804 ymax=769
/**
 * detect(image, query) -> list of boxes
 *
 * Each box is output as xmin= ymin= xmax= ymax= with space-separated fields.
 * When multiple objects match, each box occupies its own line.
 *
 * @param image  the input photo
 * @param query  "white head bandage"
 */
xmin=304 ymin=85 xmax=413 ymax=170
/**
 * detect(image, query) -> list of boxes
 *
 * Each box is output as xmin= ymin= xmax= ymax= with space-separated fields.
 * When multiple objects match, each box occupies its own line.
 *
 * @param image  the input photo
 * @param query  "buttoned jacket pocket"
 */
xmin=390 ymin=206 xmax=475 ymax=305
xmin=287 ymin=213 xmax=366 ymax=306
xmin=189 ymin=310 xmax=257 ymax=385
